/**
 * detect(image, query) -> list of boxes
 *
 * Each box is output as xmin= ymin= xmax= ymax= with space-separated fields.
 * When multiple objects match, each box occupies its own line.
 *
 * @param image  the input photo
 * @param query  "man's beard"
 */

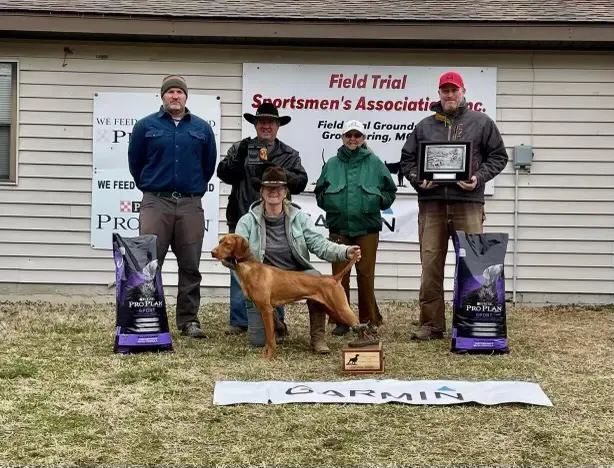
xmin=165 ymin=102 xmax=184 ymax=115
xmin=443 ymin=101 xmax=458 ymax=113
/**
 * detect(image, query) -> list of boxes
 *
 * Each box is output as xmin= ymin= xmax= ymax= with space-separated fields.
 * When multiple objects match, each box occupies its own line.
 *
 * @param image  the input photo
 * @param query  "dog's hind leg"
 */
xmin=325 ymin=287 xmax=379 ymax=346
xmin=321 ymin=285 xmax=359 ymax=327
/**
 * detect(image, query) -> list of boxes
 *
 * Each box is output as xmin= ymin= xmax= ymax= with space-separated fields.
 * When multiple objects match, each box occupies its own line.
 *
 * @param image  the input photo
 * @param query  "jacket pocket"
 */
xmin=144 ymin=129 xmax=166 ymax=155
xmin=321 ymin=184 xmax=346 ymax=213
xmin=145 ymin=129 xmax=165 ymax=139
xmin=189 ymin=130 xmax=208 ymax=143
xmin=360 ymin=185 xmax=382 ymax=214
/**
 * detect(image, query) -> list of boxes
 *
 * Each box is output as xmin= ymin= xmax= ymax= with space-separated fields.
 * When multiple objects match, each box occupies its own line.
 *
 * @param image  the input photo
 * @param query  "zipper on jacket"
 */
xmin=445 ymin=116 xmax=454 ymax=201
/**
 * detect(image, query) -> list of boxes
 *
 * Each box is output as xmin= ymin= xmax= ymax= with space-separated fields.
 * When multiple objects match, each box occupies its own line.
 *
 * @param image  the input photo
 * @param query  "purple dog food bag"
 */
xmin=451 ymin=231 xmax=509 ymax=354
xmin=112 ymin=233 xmax=172 ymax=354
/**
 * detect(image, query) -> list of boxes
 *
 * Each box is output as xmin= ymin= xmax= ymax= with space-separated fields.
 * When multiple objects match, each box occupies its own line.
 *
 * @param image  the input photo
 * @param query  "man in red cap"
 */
xmin=400 ymin=71 xmax=508 ymax=341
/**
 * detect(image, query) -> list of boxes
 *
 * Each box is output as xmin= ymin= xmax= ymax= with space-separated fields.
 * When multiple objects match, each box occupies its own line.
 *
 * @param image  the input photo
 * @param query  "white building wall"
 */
xmin=0 ymin=40 xmax=612 ymax=303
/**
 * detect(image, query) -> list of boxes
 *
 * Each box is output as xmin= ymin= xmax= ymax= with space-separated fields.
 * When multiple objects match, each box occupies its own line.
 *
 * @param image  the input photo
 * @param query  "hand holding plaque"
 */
xmin=417 ymin=141 xmax=473 ymax=184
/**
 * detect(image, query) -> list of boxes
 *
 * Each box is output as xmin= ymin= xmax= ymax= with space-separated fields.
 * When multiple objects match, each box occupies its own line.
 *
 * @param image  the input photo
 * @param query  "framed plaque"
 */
xmin=417 ymin=141 xmax=473 ymax=183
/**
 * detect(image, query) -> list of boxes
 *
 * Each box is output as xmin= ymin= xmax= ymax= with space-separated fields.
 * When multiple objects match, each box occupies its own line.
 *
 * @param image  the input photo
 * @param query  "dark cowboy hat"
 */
xmin=243 ymin=102 xmax=291 ymax=126
xmin=252 ymin=165 xmax=288 ymax=190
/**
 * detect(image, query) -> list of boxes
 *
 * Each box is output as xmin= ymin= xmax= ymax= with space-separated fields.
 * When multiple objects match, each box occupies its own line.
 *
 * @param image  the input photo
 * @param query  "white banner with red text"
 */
xmin=91 ymin=92 xmax=221 ymax=251
xmin=242 ymin=63 xmax=497 ymax=195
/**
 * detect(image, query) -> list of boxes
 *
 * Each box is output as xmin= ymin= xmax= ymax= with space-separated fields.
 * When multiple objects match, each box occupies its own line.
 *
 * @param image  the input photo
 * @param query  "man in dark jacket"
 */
xmin=217 ymin=102 xmax=308 ymax=334
xmin=128 ymin=75 xmax=217 ymax=339
xmin=400 ymin=71 xmax=508 ymax=341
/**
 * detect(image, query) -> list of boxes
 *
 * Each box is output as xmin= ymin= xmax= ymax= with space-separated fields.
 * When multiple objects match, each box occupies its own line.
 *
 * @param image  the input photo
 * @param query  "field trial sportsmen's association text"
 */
xmin=250 ymin=73 xmax=487 ymax=113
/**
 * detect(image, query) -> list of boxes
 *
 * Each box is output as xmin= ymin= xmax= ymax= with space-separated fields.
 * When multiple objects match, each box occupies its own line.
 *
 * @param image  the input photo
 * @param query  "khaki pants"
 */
xmin=139 ymin=192 xmax=205 ymax=330
xmin=329 ymin=232 xmax=382 ymax=326
xmin=418 ymin=200 xmax=484 ymax=333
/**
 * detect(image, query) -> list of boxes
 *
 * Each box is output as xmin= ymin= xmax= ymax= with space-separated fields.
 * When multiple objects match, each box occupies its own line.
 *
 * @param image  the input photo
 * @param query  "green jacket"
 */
xmin=235 ymin=199 xmax=351 ymax=271
xmin=314 ymin=145 xmax=397 ymax=237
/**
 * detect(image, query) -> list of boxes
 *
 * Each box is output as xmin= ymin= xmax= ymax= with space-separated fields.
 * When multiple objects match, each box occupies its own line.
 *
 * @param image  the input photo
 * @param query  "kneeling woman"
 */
xmin=235 ymin=166 xmax=360 ymax=354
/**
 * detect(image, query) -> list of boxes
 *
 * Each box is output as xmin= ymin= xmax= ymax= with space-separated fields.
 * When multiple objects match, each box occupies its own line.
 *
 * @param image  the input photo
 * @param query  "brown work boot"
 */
xmin=275 ymin=321 xmax=289 ymax=338
xmin=410 ymin=326 xmax=444 ymax=341
xmin=308 ymin=302 xmax=330 ymax=354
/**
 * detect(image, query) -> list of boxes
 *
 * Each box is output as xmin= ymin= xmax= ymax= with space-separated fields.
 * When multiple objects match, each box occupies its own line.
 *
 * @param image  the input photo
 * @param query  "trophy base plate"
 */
xmin=341 ymin=343 xmax=384 ymax=374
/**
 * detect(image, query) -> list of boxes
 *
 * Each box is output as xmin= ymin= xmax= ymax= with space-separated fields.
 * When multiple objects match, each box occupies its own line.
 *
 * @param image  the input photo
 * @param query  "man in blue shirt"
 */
xmin=128 ymin=75 xmax=217 ymax=338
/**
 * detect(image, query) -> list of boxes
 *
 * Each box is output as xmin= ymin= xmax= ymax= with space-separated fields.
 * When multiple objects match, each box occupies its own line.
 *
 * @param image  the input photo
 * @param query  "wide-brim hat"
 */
xmin=244 ymin=102 xmax=291 ymax=126
xmin=252 ymin=165 xmax=288 ymax=190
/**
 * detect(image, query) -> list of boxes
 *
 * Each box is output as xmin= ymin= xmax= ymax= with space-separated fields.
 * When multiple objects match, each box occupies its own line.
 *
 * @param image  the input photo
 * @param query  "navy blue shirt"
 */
xmin=128 ymin=106 xmax=217 ymax=194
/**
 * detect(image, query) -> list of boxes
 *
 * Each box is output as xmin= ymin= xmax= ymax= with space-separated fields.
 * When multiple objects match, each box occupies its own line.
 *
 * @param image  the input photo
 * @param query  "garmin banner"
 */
xmin=91 ymin=92 xmax=221 ymax=250
xmin=292 ymin=194 xmax=418 ymax=243
xmin=242 ymin=63 xmax=496 ymax=196
xmin=213 ymin=379 xmax=553 ymax=407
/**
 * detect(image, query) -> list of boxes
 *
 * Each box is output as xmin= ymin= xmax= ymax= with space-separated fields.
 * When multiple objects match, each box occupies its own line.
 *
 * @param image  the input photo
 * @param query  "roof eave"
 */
xmin=0 ymin=12 xmax=613 ymax=48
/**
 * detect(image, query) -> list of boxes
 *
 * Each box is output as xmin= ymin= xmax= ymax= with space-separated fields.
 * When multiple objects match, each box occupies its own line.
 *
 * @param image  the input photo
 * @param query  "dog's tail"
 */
xmin=333 ymin=254 xmax=358 ymax=283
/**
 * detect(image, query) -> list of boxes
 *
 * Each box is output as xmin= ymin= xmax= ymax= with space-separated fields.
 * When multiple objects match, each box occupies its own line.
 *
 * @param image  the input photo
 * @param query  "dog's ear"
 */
xmin=233 ymin=235 xmax=252 ymax=261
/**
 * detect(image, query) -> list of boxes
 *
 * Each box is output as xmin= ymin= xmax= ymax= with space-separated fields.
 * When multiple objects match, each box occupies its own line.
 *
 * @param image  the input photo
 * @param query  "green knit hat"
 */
xmin=161 ymin=75 xmax=188 ymax=97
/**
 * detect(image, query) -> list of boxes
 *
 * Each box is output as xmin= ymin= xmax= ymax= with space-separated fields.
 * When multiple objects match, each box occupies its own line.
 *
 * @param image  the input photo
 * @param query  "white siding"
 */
xmin=0 ymin=41 xmax=612 ymax=303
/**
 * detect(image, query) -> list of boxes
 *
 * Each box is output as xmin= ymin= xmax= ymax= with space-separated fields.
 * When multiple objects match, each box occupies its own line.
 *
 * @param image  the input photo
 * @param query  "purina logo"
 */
xmin=119 ymin=200 xmax=141 ymax=213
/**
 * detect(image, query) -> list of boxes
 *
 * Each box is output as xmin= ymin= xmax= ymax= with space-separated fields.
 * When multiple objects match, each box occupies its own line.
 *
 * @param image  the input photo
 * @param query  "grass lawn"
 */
xmin=0 ymin=300 xmax=613 ymax=467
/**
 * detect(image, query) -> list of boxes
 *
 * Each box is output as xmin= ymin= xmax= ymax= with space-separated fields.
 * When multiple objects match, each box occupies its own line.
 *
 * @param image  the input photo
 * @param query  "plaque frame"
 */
xmin=417 ymin=140 xmax=473 ymax=183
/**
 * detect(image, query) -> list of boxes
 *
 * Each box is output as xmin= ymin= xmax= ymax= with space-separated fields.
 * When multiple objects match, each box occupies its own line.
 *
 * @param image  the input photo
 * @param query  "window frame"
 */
xmin=0 ymin=59 xmax=18 ymax=185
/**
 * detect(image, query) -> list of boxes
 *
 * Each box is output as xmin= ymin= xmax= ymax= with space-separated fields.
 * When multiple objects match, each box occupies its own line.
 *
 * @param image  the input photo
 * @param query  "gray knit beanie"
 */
xmin=161 ymin=75 xmax=188 ymax=97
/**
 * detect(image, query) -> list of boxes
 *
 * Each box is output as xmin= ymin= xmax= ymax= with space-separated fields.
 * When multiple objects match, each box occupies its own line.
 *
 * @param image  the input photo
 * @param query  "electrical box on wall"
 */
xmin=514 ymin=144 xmax=533 ymax=169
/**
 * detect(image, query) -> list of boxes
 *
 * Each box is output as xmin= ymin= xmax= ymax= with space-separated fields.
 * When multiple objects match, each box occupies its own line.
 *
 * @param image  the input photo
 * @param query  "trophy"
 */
xmin=417 ymin=140 xmax=473 ymax=184
xmin=341 ymin=324 xmax=384 ymax=375
xmin=246 ymin=139 xmax=275 ymax=182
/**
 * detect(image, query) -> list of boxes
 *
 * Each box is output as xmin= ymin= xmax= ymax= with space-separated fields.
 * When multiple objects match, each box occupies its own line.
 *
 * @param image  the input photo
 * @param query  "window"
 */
xmin=0 ymin=62 xmax=17 ymax=182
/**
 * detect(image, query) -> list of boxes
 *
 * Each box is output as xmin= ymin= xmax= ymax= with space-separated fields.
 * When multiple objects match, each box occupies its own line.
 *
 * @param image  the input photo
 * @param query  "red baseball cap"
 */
xmin=439 ymin=71 xmax=464 ymax=89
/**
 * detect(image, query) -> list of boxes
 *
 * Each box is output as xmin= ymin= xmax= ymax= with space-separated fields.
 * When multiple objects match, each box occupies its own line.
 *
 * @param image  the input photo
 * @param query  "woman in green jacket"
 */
xmin=314 ymin=120 xmax=397 ymax=335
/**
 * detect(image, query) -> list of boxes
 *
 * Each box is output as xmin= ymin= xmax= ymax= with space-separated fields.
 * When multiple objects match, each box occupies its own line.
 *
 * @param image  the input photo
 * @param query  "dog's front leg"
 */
xmin=257 ymin=302 xmax=277 ymax=360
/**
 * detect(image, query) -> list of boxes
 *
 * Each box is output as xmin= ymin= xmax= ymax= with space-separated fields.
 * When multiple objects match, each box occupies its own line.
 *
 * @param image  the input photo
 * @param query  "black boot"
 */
xmin=331 ymin=324 xmax=350 ymax=336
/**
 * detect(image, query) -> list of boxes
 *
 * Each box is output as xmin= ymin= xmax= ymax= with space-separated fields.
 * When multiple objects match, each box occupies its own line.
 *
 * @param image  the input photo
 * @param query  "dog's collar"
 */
xmin=226 ymin=257 xmax=249 ymax=266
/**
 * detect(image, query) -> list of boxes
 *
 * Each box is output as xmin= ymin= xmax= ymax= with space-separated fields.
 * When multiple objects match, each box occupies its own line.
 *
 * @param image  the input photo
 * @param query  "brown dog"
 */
xmin=211 ymin=233 xmax=366 ymax=360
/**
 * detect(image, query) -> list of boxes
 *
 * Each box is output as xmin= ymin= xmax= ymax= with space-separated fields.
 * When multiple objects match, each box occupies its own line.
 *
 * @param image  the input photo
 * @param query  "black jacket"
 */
xmin=217 ymin=137 xmax=308 ymax=228
xmin=400 ymin=100 xmax=508 ymax=203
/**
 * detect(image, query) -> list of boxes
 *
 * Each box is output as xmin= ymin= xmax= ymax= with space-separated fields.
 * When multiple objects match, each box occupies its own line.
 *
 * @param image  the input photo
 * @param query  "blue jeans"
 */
xmin=229 ymin=270 xmax=285 ymax=331
xmin=246 ymin=299 xmax=285 ymax=347
xmin=229 ymin=270 xmax=248 ymax=327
